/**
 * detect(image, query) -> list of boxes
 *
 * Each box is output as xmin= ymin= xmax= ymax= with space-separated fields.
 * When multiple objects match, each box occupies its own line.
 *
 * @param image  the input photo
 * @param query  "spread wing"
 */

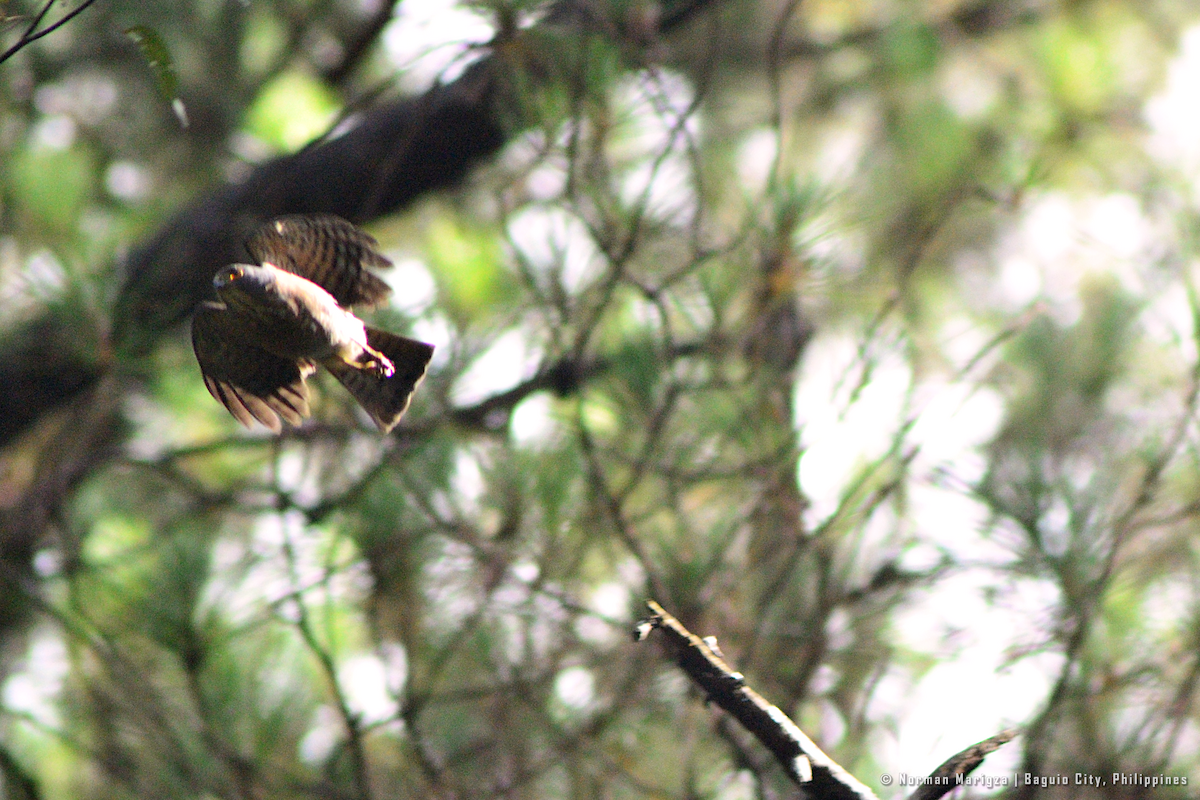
xmin=191 ymin=302 xmax=313 ymax=432
xmin=245 ymin=215 xmax=392 ymax=308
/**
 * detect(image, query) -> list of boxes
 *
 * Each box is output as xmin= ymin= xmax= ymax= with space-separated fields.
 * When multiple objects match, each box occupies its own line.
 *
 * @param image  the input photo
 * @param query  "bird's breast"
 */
xmin=232 ymin=270 xmax=369 ymax=361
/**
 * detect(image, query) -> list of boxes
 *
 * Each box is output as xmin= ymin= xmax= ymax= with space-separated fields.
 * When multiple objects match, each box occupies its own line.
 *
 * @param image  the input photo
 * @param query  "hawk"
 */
xmin=191 ymin=215 xmax=434 ymax=434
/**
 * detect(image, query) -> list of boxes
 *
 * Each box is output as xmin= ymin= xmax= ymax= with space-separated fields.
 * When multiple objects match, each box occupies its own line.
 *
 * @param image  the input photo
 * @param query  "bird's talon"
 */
xmin=356 ymin=352 xmax=395 ymax=378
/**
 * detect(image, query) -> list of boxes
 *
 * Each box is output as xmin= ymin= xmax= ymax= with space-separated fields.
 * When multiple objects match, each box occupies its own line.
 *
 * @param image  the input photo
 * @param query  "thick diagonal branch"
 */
xmin=637 ymin=602 xmax=1019 ymax=800
xmin=636 ymin=601 xmax=879 ymax=800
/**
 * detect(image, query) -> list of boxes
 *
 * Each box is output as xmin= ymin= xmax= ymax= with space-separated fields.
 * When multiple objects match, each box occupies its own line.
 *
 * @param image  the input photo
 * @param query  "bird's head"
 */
xmin=214 ymin=264 xmax=279 ymax=311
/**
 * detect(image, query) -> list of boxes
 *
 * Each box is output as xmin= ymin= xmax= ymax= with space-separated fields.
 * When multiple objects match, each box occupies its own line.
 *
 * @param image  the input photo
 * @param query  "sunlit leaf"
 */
xmin=1040 ymin=19 xmax=1117 ymax=115
xmin=244 ymin=70 xmax=340 ymax=152
xmin=424 ymin=216 xmax=515 ymax=324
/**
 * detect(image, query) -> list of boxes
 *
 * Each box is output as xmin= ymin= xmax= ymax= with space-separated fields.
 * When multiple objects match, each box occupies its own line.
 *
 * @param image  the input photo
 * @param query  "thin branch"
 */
xmin=280 ymin=528 xmax=373 ymax=800
xmin=579 ymin=428 xmax=671 ymax=604
xmin=14 ymin=0 xmax=58 ymax=46
xmin=906 ymin=729 xmax=1019 ymax=800
xmin=765 ymin=0 xmax=804 ymax=193
xmin=0 ymin=0 xmax=103 ymax=65
xmin=658 ymin=0 xmax=723 ymax=33
xmin=447 ymin=355 xmax=609 ymax=432
xmin=1016 ymin=326 xmax=1200 ymax=790
xmin=322 ymin=0 xmax=403 ymax=86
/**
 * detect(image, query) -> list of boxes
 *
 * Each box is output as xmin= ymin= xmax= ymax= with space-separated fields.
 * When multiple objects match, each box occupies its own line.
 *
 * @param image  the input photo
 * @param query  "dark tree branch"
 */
xmin=635 ymin=600 xmax=878 ymax=800
xmin=322 ymin=0 xmax=403 ymax=86
xmin=637 ymin=602 xmax=1018 ymax=800
xmin=0 ymin=373 xmax=124 ymax=574
xmin=777 ymin=0 xmax=1039 ymax=61
xmin=0 ymin=0 xmax=103 ymax=65
xmin=446 ymin=354 xmax=609 ymax=432
xmin=0 ymin=740 xmax=42 ymax=800
xmin=905 ymin=729 xmax=1018 ymax=800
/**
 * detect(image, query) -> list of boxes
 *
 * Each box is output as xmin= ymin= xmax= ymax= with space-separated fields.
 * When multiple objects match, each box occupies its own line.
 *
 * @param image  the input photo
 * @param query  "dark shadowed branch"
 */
xmin=0 ymin=0 xmax=103 ymax=65
xmin=636 ymin=600 xmax=879 ymax=800
xmin=907 ymin=729 xmax=1019 ymax=800
xmin=637 ymin=601 xmax=1019 ymax=800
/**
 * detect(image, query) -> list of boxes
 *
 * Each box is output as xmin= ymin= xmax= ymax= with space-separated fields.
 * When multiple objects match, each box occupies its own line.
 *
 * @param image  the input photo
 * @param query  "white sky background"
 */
xmin=7 ymin=7 xmax=1200 ymax=796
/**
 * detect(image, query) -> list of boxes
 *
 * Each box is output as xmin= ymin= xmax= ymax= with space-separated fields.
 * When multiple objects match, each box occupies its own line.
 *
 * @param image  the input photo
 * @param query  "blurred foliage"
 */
xmin=3 ymin=1 xmax=1200 ymax=799
xmin=243 ymin=70 xmax=340 ymax=153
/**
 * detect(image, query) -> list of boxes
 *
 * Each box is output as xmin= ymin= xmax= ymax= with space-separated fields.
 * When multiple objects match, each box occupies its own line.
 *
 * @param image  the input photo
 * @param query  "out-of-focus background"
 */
xmin=2 ymin=0 xmax=1200 ymax=797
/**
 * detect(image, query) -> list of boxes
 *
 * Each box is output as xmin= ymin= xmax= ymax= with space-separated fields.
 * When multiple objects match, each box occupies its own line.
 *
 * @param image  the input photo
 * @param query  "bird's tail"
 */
xmin=325 ymin=328 xmax=434 ymax=433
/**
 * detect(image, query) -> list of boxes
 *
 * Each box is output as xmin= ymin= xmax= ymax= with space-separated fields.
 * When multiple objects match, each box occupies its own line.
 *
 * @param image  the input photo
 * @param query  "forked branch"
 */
xmin=0 ymin=0 xmax=102 ymax=65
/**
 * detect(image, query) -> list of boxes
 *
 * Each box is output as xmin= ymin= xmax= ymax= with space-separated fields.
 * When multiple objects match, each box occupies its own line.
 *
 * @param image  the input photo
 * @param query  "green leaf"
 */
xmin=126 ymin=26 xmax=189 ymax=127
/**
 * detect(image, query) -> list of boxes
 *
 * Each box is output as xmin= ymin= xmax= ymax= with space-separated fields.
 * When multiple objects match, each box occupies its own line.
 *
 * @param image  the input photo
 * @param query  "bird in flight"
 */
xmin=191 ymin=214 xmax=434 ymax=434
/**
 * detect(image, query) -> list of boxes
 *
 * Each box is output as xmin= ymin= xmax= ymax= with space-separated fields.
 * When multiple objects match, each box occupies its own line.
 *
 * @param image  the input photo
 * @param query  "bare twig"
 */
xmin=322 ymin=0 xmax=403 ymax=86
xmin=0 ymin=0 xmax=103 ymax=65
xmin=280 ymin=527 xmax=373 ymax=800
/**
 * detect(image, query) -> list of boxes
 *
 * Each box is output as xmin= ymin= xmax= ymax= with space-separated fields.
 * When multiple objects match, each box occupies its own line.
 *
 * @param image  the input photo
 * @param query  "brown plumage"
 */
xmin=191 ymin=215 xmax=434 ymax=433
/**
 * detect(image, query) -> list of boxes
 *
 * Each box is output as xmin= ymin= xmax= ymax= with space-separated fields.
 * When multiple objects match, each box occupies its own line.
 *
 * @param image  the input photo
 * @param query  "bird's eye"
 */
xmin=213 ymin=266 xmax=247 ymax=290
